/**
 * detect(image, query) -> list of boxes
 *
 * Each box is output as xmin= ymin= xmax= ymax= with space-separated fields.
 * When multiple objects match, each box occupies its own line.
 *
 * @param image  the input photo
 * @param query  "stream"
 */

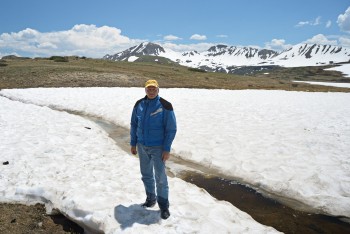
xmin=83 ymin=114 xmax=350 ymax=234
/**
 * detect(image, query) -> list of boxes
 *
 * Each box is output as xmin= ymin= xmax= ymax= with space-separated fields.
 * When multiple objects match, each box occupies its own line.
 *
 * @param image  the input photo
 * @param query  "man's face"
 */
xmin=145 ymin=86 xmax=159 ymax=99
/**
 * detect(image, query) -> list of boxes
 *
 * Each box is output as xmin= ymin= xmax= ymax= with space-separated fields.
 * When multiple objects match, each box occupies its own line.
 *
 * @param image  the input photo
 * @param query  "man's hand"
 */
xmin=131 ymin=146 xmax=137 ymax=155
xmin=162 ymin=151 xmax=170 ymax=162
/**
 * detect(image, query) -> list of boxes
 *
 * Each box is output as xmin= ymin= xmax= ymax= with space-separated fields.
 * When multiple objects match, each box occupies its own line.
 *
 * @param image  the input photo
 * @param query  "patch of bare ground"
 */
xmin=0 ymin=203 xmax=83 ymax=234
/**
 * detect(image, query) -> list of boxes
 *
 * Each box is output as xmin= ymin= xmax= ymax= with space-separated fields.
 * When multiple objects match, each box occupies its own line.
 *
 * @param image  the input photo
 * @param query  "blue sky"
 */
xmin=1 ymin=0 xmax=350 ymax=58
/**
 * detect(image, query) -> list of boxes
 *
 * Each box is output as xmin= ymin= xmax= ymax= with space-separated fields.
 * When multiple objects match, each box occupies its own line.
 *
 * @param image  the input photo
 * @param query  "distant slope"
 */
xmin=103 ymin=42 xmax=350 ymax=73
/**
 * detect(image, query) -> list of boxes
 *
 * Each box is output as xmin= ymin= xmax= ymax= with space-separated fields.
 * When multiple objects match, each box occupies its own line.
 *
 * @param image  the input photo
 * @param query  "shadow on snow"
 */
xmin=114 ymin=204 xmax=161 ymax=229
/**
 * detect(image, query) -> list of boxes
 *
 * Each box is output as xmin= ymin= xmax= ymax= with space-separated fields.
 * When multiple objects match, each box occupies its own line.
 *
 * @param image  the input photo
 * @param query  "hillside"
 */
xmin=0 ymin=56 xmax=349 ymax=92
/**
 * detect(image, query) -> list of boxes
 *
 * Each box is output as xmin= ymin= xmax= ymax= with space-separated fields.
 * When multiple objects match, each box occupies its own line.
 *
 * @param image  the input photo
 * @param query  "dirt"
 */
xmin=0 ymin=203 xmax=83 ymax=234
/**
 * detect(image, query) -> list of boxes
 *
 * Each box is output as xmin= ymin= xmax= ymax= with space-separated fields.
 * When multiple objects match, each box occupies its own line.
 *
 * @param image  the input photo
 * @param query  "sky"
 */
xmin=0 ymin=0 xmax=350 ymax=58
xmin=1 ymin=84 xmax=350 ymax=232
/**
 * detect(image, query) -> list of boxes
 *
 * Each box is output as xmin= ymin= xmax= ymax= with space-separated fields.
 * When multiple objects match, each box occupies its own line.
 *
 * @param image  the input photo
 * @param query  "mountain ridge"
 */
xmin=103 ymin=42 xmax=350 ymax=74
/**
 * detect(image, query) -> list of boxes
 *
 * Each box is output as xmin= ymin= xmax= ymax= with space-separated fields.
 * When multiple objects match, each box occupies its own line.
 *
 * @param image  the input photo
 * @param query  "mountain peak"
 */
xmin=103 ymin=42 xmax=165 ymax=61
xmin=208 ymin=44 xmax=228 ymax=52
xmin=132 ymin=42 xmax=165 ymax=55
xmin=103 ymin=42 xmax=350 ymax=71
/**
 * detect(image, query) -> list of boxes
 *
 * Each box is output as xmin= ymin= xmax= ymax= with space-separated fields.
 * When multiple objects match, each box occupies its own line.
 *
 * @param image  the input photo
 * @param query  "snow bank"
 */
xmin=1 ymin=88 xmax=350 ymax=220
xmin=0 ymin=96 xmax=279 ymax=233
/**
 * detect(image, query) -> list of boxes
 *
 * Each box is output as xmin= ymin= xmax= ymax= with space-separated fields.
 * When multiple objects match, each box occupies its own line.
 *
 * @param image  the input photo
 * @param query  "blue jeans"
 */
xmin=137 ymin=144 xmax=169 ymax=209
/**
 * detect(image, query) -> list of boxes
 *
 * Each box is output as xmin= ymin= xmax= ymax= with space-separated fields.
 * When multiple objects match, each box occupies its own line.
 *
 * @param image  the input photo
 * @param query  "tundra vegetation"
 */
xmin=0 ymin=56 xmax=349 ymax=92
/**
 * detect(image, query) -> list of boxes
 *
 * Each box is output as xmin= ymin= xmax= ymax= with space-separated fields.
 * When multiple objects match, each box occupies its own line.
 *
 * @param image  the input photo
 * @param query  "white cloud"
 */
xmin=326 ymin=20 xmax=332 ymax=28
xmin=0 ymin=24 xmax=143 ymax=58
xmin=338 ymin=36 xmax=350 ymax=47
xmin=314 ymin=16 xmax=321 ymax=25
xmin=37 ymin=42 xmax=58 ymax=49
xmin=190 ymin=34 xmax=207 ymax=40
xmin=163 ymin=35 xmax=182 ymax=41
xmin=337 ymin=7 xmax=350 ymax=33
xmin=216 ymin=34 xmax=228 ymax=38
xmin=295 ymin=21 xmax=309 ymax=27
xmin=295 ymin=16 xmax=321 ymax=27
xmin=161 ymin=42 xmax=214 ymax=52
xmin=264 ymin=39 xmax=292 ymax=51
xmin=304 ymin=34 xmax=337 ymax=45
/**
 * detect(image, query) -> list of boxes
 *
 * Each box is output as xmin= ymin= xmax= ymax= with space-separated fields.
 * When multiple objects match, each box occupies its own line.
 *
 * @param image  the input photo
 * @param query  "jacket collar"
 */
xmin=144 ymin=95 xmax=159 ymax=103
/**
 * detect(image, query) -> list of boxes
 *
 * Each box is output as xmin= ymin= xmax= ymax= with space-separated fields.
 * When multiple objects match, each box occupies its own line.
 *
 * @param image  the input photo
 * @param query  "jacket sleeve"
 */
xmin=163 ymin=109 xmax=177 ymax=152
xmin=130 ymin=106 xmax=138 ymax=146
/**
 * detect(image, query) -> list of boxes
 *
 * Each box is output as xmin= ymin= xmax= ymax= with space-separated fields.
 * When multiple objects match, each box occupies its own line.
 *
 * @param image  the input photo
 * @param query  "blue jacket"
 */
xmin=130 ymin=95 xmax=177 ymax=152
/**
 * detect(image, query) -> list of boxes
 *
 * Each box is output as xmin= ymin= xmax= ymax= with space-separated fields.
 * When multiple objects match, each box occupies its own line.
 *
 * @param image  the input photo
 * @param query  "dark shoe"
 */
xmin=160 ymin=208 xmax=170 ymax=219
xmin=141 ymin=198 xmax=156 ymax=208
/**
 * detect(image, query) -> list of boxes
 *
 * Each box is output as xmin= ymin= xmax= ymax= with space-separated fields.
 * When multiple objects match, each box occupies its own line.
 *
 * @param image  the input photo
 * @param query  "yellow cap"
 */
xmin=145 ymin=79 xmax=159 ymax=88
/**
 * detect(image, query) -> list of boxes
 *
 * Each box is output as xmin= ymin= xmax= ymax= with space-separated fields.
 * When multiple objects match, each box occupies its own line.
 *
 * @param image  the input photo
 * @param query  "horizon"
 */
xmin=0 ymin=0 xmax=350 ymax=58
xmin=3 ymin=41 xmax=348 ymax=60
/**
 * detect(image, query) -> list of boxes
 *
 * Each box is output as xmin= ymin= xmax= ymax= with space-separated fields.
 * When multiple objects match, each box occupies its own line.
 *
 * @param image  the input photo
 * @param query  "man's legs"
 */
xmin=137 ymin=144 xmax=156 ymax=205
xmin=148 ymin=146 xmax=169 ymax=210
xmin=152 ymin=149 xmax=170 ymax=219
xmin=137 ymin=144 xmax=170 ymax=219
xmin=137 ymin=144 xmax=169 ymax=210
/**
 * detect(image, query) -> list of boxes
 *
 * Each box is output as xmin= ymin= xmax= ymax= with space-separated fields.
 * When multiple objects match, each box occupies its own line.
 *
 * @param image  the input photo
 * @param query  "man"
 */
xmin=130 ymin=79 xmax=177 ymax=220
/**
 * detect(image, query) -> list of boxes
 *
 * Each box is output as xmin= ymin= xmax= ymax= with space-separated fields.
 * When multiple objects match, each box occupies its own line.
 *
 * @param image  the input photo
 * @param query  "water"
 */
xmin=81 ymin=114 xmax=350 ymax=233
xmin=182 ymin=173 xmax=350 ymax=234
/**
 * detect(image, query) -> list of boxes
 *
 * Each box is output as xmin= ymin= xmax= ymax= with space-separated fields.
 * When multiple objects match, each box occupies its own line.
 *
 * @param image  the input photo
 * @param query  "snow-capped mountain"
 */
xmin=104 ymin=42 xmax=165 ymax=62
xmin=272 ymin=44 xmax=350 ymax=67
xmin=103 ymin=42 xmax=350 ymax=73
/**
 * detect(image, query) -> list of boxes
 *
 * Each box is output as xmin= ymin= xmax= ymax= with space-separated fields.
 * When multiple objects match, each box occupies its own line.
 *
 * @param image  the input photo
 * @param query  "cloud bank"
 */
xmin=0 ymin=24 xmax=141 ymax=58
xmin=265 ymin=39 xmax=292 ymax=52
xmin=1 ymin=22 xmax=350 ymax=58
xmin=338 ymin=7 xmax=350 ymax=33
xmin=190 ymin=34 xmax=207 ymax=41
xmin=304 ymin=34 xmax=337 ymax=45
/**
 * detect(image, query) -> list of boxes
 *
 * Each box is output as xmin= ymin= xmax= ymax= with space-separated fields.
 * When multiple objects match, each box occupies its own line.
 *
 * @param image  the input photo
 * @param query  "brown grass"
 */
xmin=0 ymin=57 xmax=349 ymax=92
